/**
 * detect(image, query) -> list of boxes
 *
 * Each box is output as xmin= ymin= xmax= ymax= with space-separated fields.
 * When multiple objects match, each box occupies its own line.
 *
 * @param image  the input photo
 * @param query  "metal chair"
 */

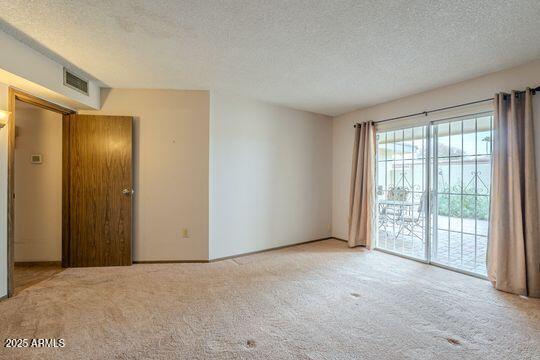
xmin=377 ymin=186 xmax=409 ymax=235
xmin=395 ymin=192 xmax=426 ymax=243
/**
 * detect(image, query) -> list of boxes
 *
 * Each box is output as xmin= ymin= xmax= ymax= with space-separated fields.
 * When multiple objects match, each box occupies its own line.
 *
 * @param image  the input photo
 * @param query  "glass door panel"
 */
xmin=431 ymin=113 xmax=492 ymax=276
xmin=375 ymin=126 xmax=428 ymax=260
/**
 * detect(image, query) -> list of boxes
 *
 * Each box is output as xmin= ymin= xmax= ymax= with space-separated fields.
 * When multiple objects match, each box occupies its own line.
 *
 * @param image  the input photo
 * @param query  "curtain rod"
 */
xmin=353 ymin=86 xmax=540 ymax=127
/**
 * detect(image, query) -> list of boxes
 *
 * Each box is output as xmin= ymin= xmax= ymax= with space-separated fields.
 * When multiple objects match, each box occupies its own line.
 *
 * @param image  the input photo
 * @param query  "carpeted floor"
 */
xmin=1 ymin=239 xmax=539 ymax=359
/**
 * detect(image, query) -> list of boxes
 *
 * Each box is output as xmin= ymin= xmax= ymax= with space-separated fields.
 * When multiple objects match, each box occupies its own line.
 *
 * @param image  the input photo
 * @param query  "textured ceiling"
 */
xmin=0 ymin=0 xmax=539 ymax=115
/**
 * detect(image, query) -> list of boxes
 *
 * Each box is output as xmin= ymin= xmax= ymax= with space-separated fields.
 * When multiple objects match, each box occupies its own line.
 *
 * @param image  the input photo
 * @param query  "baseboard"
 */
xmin=13 ymin=239 xmax=344 ymax=267
xmin=133 ymin=237 xmax=337 ymax=265
xmin=0 ymin=294 xmax=7 ymax=301
xmin=15 ymin=261 xmax=62 ymax=266
xmin=133 ymin=259 xmax=210 ymax=264
xmin=209 ymin=236 xmax=333 ymax=263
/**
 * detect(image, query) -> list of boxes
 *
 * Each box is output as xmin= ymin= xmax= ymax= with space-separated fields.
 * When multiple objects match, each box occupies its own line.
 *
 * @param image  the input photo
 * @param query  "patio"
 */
xmin=377 ymin=215 xmax=488 ymax=276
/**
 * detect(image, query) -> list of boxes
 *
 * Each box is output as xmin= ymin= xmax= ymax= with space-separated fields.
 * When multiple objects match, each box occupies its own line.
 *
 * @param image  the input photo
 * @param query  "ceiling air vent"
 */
xmin=63 ymin=68 xmax=89 ymax=95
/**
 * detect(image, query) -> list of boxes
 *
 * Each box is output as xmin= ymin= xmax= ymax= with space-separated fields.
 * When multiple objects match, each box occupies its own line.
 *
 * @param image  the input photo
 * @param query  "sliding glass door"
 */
xmin=431 ymin=114 xmax=492 ymax=276
xmin=374 ymin=112 xmax=493 ymax=277
xmin=375 ymin=126 xmax=428 ymax=261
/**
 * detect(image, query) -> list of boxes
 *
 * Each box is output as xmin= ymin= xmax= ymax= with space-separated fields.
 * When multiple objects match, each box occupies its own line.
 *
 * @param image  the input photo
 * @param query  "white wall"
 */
xmin=332 ymin=59 xmax=540 ymax=240
xmin=209 ymin=91 xmax=332 ymax=260
xmin=14 ymin=101 xmax=62 ymax=262
xmin=0 ymin=83 xmax=8 ymax=297
xmin=80 ymin=89 xmax=210 ymax=261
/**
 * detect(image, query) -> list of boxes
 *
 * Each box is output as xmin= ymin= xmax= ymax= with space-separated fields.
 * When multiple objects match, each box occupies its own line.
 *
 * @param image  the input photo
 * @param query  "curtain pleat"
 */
xmin=487 ymin=89 xmax=540 ymax=297
xmin=348 ymin=122 xmax=376 ymax=248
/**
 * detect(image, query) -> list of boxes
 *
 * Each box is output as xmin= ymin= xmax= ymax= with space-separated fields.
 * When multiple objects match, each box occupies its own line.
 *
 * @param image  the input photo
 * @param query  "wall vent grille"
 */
xmin=63 ymin=68 xmax=89 ymax=95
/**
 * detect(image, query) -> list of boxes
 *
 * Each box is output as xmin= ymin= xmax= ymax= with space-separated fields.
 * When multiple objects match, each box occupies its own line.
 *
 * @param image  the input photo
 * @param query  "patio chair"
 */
xmin=377 ymin=186 xmax=409 ymax=234
xmin=378 ymin=204 xmax=403 ymax=234
xmin=395 ymin=192 xmax=427 ymax=243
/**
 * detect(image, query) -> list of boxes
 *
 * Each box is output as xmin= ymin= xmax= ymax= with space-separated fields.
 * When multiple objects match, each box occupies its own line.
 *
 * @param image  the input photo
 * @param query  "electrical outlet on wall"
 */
xmin=181 ymin=228 xmax=189 ymax=238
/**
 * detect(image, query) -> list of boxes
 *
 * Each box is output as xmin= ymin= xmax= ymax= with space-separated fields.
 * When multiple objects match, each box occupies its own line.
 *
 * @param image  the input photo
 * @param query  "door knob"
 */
xmin=122 ymin=188 xmax=133 ymax=195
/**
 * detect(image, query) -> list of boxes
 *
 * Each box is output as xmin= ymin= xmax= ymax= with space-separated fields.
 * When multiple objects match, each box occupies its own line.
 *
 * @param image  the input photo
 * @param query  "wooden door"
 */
xmin=64 ymin=115 xmax=133 ymax=267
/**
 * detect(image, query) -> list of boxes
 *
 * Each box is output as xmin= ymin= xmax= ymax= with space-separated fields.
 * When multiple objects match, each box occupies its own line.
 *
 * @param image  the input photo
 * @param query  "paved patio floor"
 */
xmin=377 ymin=216 xmax=487 ymax=276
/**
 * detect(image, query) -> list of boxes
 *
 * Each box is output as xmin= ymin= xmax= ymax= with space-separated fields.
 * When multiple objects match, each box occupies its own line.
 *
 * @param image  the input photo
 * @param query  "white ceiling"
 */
xmin=1 ymin=0 xmax=539 ymax=116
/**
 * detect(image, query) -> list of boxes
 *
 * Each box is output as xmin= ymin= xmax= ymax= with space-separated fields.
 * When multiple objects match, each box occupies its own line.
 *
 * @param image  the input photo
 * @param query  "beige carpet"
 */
xmin=1 ymin=239 xmax=539 ymax=359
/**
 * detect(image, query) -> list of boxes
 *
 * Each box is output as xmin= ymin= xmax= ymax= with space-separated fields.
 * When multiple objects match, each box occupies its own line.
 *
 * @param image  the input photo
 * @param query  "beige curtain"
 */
xmin=348 ymin=121 xmax=376 ymax=248
xmin=487 ymin=89 xmax=540 ymax=297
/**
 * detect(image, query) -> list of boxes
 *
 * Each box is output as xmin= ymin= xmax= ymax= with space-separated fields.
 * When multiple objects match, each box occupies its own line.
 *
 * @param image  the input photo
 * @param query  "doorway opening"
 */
xmin=6 ymin=89 xmax=75 ymax=297
xmin=5 ymin=89 xmax=133 ymax=298
xmin=12 ymin=100 xmax=64 ymax=295
xmin=374 ymin=111 xmax=493 ymax=278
